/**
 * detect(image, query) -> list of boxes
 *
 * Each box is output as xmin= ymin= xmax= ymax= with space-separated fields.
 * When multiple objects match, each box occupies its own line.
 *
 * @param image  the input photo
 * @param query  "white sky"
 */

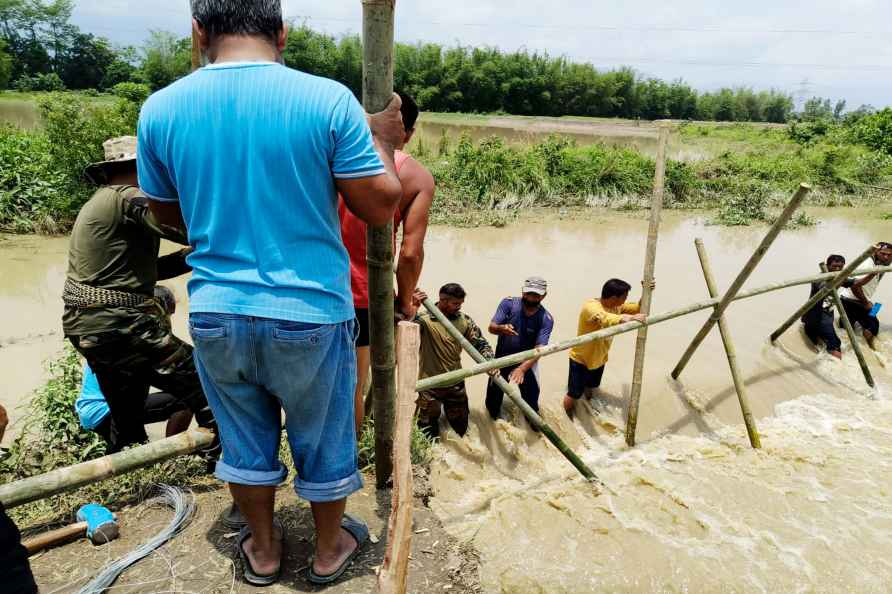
xmin=70 ymin=0 xmax=892 ymax=109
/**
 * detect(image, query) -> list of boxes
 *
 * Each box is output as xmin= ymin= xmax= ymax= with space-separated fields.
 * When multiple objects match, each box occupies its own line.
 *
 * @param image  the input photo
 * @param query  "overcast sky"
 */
xmin=70 ymin=0 xmax=892 ymax=109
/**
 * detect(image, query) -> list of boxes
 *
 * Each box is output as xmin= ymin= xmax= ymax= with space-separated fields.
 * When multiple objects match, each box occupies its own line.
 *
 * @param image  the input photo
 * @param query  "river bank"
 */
xmin=3 ymin=207 xmax=891 ymax=592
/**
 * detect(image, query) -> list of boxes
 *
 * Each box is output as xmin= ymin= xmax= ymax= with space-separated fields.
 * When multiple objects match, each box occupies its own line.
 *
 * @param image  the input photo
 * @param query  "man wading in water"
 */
xmin=802 ymin=254 xmax=849 ymax=359
xmin=414 ymin=284 xmax=497 ymax=439
xmin=564 ymin=278 xmax=651 ymax=417
xmin=62 ymin=136 xmax=218 ymax=454
xmin=485 ymin=276 xmax=554 ymax=424
xmin=339 ymin=91 xmax=436 ymax=435
xmin=839 ymin=242 xmax=891 ymax=350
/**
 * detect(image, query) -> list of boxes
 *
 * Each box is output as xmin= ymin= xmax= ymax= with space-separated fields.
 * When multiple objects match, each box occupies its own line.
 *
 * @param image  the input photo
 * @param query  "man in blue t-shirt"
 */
xmin=485 ymin=276 xmax=555 ymax=422
xmin=137 ymin=1 xmax=404 ymax=586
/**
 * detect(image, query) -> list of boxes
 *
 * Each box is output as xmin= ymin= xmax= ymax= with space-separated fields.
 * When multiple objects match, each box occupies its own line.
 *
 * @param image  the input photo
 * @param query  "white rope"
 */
xmin=76 ymin=485 xmax=197 ymax=594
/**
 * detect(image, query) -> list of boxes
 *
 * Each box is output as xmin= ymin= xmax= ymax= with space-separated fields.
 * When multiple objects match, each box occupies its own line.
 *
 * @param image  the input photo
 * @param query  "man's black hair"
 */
xmin=396 ymin=90 xmax=420 ymax=130
xmin=826 ymin=254 xmax=846 ymax=267
xmin=601 ymin=278 xmax=632 ymax=300
xmin=191 ymin=0 xmax=283 ymax=43
xmin=439 ymin=283 xmax=466 ymax=300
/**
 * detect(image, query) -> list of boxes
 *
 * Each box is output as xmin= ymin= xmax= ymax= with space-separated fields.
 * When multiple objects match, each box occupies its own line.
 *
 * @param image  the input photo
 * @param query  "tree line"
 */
xmin=0 ymin=2 xmax=874 ymax=125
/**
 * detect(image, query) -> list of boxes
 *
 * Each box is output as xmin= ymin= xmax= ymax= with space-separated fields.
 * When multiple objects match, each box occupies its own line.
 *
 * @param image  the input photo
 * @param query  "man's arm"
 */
xmin=157 ymin=247 xmax=192 ymax=280
xmin=851 ymin=282 xmax=874 ymax=308
xmin=489 ymin=298 xmax=519 ymax=337
xmin=464 ymin=316 xmax=495 ymax=360
xmin=395 ymin=160 xmax=435 ymax=319
xmin=337 ymin=95 xmax=404 ymax=227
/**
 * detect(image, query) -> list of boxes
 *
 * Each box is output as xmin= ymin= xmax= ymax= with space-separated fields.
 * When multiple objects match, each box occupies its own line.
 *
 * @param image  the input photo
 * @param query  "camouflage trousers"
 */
xmin=416 ymin=382 xmax=469 ymax=438
xmin=67 ymin=314 xmax=214 ymax=452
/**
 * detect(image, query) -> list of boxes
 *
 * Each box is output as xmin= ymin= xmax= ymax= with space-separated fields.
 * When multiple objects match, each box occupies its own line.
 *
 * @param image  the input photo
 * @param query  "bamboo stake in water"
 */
xmin=421 ymin=299 xmax=599 ymax=483
xmin=417 ymin=264 xmax=892 ymax=392
xmin=0 ymin=430 xmax=214 ymax=509
xmin=626 ymin=126 xmax=669 ymax=447
xmin=671 ymin=183 xmax=811 ymax=379
xmin=695 ymin=239 xmax=761 ymax=448
xmin=770 ymin=244 xmax=878 ymax=343
xmin=362 ymin=0 xmax=398 ymax=489
xmin=819 ymin=262 xmax=875 ymax=388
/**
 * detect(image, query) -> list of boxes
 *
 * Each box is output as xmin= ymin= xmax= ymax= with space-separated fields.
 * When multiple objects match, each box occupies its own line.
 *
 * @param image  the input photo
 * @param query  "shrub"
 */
xmin=846 ymin=108 xmax=892 ymax=156
xmin=14 ymin=72 xmax=65 ymax=92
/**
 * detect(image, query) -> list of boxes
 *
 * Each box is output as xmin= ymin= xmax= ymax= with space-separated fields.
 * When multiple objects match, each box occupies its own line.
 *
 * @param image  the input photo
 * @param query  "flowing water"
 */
xmin=2 ymin=208 xmax=891 ymax=592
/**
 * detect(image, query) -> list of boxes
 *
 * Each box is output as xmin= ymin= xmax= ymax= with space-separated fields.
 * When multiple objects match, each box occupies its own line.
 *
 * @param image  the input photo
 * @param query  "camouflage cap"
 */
xmin=84 ymin=136 xmax=138 ymax=184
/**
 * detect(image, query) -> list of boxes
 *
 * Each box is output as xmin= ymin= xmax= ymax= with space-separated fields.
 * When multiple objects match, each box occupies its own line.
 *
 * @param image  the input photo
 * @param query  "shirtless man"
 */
xmin=339 ymin=91 xmax=436 ymax=433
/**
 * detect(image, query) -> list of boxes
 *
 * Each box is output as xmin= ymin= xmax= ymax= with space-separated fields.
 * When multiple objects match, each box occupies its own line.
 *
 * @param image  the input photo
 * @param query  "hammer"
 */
xmin=23 ymin=504 xmax=119 ymax=555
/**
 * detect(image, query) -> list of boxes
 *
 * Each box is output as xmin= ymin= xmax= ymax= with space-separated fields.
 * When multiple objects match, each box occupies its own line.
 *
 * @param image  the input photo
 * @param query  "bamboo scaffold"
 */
xmin=695 ymin=239 xmax=760 ymax=448
xmin=417 ymin=264 xmax=892 ymax=394
xmin=820 ymin=261 xmax=875 ymax=388
xmin=420 ymin=299 xmax=599 ymax=483
xmin=671 ymin=183 xmax=811 ymax=379
xmin=626 ymin=126 xmax=669 ymax=447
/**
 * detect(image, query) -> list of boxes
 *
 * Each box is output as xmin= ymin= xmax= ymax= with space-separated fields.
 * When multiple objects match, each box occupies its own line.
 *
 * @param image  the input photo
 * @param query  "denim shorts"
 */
xmin=189 ymin=313 xmax=362 ymax=502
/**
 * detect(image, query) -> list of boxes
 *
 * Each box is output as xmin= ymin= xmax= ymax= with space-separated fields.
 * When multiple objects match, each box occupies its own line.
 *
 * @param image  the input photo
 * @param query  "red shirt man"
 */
xmin=339 ymin=92 xmax=435 ymax=433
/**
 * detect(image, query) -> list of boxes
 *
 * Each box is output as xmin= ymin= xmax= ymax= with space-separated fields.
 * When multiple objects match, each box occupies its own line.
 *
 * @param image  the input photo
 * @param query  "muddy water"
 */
xmin=2 ymin=209 xmax=892 ymax=591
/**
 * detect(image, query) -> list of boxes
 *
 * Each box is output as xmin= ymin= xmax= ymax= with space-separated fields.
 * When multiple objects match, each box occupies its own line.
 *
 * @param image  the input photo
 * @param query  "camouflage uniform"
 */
xmin=415 ymin=309 xmax=494 ymax=438
xmin=63 ymin=185 xmax=215 ymax=452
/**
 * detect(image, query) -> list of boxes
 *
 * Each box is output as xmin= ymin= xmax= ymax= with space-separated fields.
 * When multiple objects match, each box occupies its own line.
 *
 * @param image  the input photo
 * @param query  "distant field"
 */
xmin=413 ymin=111 xmax=794 ymax=162
xmin=0 ymin=92 xmax=115 ymax=129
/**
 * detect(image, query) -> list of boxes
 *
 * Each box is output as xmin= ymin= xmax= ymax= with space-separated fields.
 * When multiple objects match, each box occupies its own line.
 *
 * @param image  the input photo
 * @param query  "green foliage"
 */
xmin=0 ymin=345 xmax=211 ymax=527
xmin=139 ymin=30 xmax=191 ymax=91
xmin=712 ymin=188 xmax=770 ymax=226
xmin=0 ymin=91 xmax=142 ymax=231
xmin=14 ymin=71 xmax=63 ymax=91
xmin=846 ymin=108 xmax=892 ymax=156
xmin=0 ymin=39 xmax=11 ymax=89
xmin=357 ymin=416 xmax=435 ymax=471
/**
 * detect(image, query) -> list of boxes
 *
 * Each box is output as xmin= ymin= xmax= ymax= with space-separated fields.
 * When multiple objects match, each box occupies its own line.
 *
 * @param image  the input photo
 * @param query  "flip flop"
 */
xmin=237 ymin=518 xmax=285 ymax=587
xmin=306 ymin=514 xmax=369 ymax=585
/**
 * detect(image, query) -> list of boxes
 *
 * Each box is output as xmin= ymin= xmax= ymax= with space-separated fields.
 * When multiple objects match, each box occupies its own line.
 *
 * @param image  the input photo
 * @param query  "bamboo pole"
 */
xmin=362 ymin=0 xmax=398 ymax=489
xmin=421 ymin=299 xmax=599 ymax=483
xmin=0 ymin=430 xmax=213 ymax=509
xmin=695 ymin=239 xmax=760 ymax=448
xmin=770 ymin=244 xmax=878 ymax=343
xmin=626 ymin=126 xmax=669 ymax=447
xmin=378 ymin=322 xmax=419 ymax=594
xmin=416 ymin=264 xmax=892 ymax=392
xmin=671 ymin=183 xmax=811 ymax=379
xmin=819 ymin=262 xmax=875 ymax=388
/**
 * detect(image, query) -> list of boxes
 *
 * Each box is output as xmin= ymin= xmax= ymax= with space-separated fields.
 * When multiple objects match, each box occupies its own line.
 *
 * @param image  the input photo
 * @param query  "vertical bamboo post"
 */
xmin=626 ymin=126 xmax=669 ymax=447
xmin=671 ymin=183 xmax=811 ymax=379
xmin=362 ymin=0 xmax=398 ymax=489
xmin=770 ymin=244 xmax=878 ymax=343
xmin=695 ymin=239 xmax=761 ymax=448
xmin=819 ymin=262 xmax=875 ymax=388
xmin=420 ymin=299 xmax=600 ymax=483
xmin=378 ymin=322 xmax=418 ymax=594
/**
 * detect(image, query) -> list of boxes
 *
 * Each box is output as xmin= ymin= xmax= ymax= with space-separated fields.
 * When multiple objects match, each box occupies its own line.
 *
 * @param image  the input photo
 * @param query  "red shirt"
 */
xmin=338 ymin=151 xmax=411 ymax=309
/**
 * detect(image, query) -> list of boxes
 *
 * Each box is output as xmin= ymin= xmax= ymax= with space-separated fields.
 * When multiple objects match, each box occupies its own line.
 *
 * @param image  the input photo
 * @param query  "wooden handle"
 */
xmin=23 ymin=522 xmax=88 ymax=555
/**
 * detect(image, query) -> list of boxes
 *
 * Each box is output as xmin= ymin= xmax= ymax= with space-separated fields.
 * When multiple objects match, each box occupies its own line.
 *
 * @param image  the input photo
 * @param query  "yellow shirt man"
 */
xmin=564 ymin=278 xmax=648 ymax=416
xmin=569 ymin=299 xmax=641 ymax=370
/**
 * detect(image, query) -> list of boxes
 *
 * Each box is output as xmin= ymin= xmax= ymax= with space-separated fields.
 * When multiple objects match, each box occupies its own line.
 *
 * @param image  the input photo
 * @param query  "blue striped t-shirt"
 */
xmin=137 ymin=62 xmax=385 ymax=324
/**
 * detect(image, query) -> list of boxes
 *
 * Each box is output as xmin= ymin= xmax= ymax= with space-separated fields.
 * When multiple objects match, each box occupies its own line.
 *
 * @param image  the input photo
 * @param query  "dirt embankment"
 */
xmin=27 ymin=470 xmax=480 ymax=594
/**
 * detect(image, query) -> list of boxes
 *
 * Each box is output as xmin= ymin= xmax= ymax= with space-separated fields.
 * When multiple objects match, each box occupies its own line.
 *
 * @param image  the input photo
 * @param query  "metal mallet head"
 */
xmin=76 ymin=504 xmax=119 ymax=545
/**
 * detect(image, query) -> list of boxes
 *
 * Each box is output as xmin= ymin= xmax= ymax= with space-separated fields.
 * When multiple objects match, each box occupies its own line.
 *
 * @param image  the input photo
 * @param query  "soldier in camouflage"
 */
xmin=62 ymin=136 xmax=217 ymax=453
xmin=414 ymin=283 xmax=497 ymax=438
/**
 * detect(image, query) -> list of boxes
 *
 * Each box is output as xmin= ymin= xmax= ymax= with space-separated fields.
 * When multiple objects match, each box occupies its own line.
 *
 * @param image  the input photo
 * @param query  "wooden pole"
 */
xmin=378 ymin=322 xmax=418 ymax=594
xmin=416 ymin=264 xmax=892 ymax=392
xmin=362 ymin=0 xmax=398 ymax=489
xmin=421 ymin=299 xmax=599 ymax=483
xmin=626 ymin=126 xmax=669 ymax=447
xmin=770 ymin=244 xmax=878 ymax=343
xmin=671 ymin=183 xmax=811 ymax=379
xmin=695 ymin=239 xmax=761 ymax=448
xmin=820 ymin=262 xmax=875 ymax=388
xmin=0 ymin=429 xmax=213 ymax=509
